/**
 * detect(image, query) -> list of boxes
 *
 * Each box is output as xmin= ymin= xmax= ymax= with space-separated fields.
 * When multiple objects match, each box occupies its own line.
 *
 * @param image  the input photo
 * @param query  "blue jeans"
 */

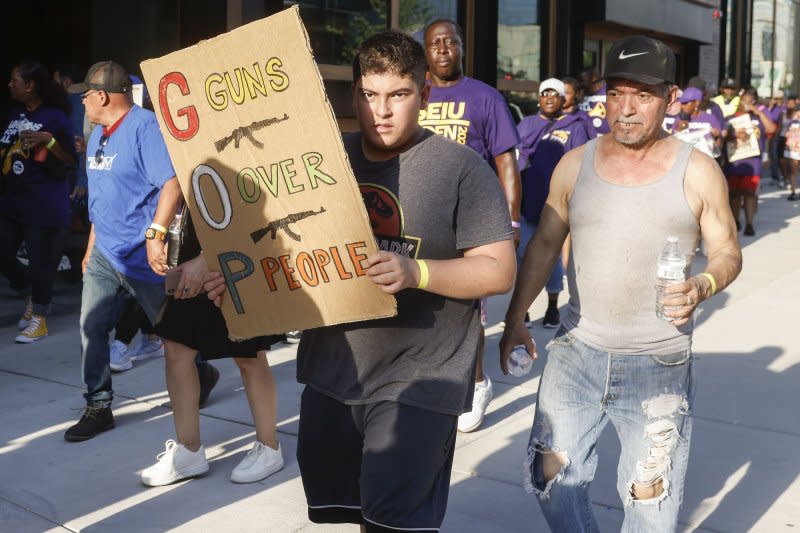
xmin=80 ymin=248 xmax=165 ymax=406
xmin=518 ymin=217 xmax=563 ymax=294
xmin=527 ymin=327 xmax=694 ymax=532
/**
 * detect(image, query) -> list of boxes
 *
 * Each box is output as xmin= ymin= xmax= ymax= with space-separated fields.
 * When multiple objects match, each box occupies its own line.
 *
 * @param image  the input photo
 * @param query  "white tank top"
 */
xmin=563 ymin=139 xmax=700 ymax=355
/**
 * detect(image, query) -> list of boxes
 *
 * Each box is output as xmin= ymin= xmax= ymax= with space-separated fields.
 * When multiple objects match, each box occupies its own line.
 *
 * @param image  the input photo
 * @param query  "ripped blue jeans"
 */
xmin=526 ymin=327 xmax=693 ymax=532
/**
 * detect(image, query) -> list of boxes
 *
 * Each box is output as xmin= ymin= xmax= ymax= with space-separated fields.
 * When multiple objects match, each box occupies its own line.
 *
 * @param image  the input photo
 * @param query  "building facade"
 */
xmin=3 ymin=0 xmax=798 ymax=126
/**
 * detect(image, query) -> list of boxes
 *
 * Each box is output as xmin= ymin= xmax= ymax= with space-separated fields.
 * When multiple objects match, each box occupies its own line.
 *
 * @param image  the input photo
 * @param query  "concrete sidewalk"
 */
xmin=1 ymin=185 xmax=799 ymax=532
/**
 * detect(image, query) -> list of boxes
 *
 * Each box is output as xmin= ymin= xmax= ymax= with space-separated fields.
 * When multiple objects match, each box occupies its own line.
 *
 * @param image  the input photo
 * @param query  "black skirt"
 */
xmin=153 ymin=211 xmax=281 ymax=359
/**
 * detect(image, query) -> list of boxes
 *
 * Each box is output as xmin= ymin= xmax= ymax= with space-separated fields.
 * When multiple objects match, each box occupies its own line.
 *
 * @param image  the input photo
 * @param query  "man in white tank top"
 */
xmin=500 ymin=36 xmax=742 ymax=532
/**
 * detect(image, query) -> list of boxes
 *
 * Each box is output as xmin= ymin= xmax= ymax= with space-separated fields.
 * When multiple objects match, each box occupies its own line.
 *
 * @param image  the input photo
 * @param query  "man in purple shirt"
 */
xmin=420 ymin=18 xmax=522 ymax=433
xmin=517 ymin=78 xmax=592 ymax=329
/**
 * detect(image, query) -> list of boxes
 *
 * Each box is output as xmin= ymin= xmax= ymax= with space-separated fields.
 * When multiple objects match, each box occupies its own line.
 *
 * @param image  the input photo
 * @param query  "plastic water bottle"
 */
xmin=655 ymin=236 xmax=686 ymax=320
xmin=508 ymin=345 xmax=534 ymax=377
xmin=166 ymin=213 xmax=183 ymax=268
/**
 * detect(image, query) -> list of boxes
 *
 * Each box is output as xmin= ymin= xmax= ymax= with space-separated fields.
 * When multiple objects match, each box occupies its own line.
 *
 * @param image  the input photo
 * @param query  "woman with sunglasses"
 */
xmin=0 ymin=60 xmax=77 ymax=343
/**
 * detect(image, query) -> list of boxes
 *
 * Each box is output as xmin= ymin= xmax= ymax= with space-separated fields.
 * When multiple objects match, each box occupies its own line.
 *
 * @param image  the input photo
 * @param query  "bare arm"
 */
xmin=364 ymin=238 xmax=516 ymax=299
xmin=146 ymin=177 xmax=183 ymax=276
xmin=498 ymin=147 xmax=581 ymax=372
xmin=663 ymin=151 xmax=743 ymax=325
xmin=19 ymin=130 xmax=76 ymax=166
xmin=494 ymin=149 xmax=522 ymax=246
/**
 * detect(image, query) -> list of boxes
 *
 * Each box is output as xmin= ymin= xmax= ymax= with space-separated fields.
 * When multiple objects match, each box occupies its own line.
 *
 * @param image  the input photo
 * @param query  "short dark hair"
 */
xmin=423 ymin=18 xmax=464 ymax=41
xmin=352 ymin=31 xmax=428 ymax=88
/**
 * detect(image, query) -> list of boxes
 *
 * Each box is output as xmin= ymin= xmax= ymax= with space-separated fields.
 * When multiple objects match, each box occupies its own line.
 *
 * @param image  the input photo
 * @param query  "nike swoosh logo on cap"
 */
xmin=618 ymin=50 xmax=649 ymax=60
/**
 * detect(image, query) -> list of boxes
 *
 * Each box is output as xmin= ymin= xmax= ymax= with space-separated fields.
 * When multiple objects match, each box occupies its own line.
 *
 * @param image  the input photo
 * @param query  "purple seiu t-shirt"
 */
xmin=670 ymin=110 xmax=722 ymax=158
xmin=724 ymin=112 xmax=766 ymax=177
xmin=517 ymin=113 xmax=591 ymax=221
xmin=0 ymin=104 xmax=76 ymax=227
xmin=578 ymin=82 xmax=610 ymax=135
xmin=420 ymin=76 xmax=519 ymax=168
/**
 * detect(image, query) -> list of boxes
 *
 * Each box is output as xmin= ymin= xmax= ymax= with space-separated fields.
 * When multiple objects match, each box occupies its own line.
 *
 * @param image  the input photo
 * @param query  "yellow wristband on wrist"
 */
xmin=416 ymin=259 xmax=429 ymax=290
xmin=700 ymin=272 xmax=717 ymax=295
xmin=45 ymin=136 xmax=57 ymax=150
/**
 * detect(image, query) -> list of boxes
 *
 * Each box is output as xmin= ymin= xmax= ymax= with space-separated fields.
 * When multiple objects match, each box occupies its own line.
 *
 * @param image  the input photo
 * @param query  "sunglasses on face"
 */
xmin=95 ymin=135 xmax=109 ymax=164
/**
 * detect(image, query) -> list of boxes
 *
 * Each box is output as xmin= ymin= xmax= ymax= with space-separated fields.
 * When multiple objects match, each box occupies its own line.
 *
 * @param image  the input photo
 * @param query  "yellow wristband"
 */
xmin=700 ymin=272 xmax=717 ymax=295
xmin=45 ymin=136 xmax=57 ymax=150
xmin=149 ymin=223 xmax=168 ymax=235
xmin=416 ymin=259 xmax=429 ymax=290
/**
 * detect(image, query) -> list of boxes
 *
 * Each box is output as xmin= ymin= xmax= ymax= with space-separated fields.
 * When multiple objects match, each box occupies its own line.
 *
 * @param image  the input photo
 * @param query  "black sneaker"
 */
xmin=64 ymin=406 xmax=114 ymax=442
xmin=788 ymin=192 xmax=797 ymax=201
xmin=542 ymin=308 xmax=560 ymax=328
xmin=198 ymin=363 xmax=220 ymax=408
xmin=743 ymin=224 xmax=755 ymax=236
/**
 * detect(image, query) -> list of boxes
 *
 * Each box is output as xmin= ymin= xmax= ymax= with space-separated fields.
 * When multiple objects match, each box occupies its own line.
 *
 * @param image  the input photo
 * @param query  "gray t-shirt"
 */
xmin=296 ymin=130 xmax=513 ymax=415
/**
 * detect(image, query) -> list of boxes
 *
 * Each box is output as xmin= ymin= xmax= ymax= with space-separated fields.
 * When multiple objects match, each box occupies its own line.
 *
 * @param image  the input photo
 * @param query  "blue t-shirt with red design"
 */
xmin=86 ymin=105 xmax=174 ymax=283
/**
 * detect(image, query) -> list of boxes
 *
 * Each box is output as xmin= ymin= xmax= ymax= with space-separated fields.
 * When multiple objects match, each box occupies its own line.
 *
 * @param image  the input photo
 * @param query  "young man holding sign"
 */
xmin=205 ymin=31 xmax=516 ymax=532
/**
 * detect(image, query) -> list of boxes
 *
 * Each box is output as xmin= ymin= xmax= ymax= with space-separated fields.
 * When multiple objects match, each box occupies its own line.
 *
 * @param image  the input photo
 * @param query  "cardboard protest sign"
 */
xmin=141 ymin=6 xmax=396 ymax=339
xmin=726 ymin=114 xmax=761 ymax=163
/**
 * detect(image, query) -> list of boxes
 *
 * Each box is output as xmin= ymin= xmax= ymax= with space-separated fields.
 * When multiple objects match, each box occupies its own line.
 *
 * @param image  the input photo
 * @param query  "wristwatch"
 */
xmin=145 ymin=227 xmax=166 ymax=241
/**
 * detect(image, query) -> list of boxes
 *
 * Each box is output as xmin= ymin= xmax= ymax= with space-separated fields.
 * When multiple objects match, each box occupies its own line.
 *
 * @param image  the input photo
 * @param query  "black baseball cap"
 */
xmin=68 ymin=61 xmax=132 ymax=94
xmin=720 ymin=77 xmax=737 ymax=89
xmin=603 ymin=35 xmax=676 ymax=85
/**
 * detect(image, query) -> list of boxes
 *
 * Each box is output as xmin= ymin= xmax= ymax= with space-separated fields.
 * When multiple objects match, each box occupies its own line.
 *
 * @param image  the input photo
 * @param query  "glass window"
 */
xmin=498 ymin=0 xmax=540 ymax=82
xmin=750 ymin=0 xmax=800 ymax=97
xmin=286 ymin=1 xmax=389 ymax=65
xmin=397 ymin=0 xmax=457 ymax=41
xmin=498 ymin=0 xmax=540 ymax=119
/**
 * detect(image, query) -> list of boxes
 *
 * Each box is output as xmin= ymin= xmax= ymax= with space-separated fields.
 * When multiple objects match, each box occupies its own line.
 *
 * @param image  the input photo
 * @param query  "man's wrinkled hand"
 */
xmin=499 ymin=319 xmax=538 ymax=375
xmin=146 ymin=238 xmax=168 ymax=276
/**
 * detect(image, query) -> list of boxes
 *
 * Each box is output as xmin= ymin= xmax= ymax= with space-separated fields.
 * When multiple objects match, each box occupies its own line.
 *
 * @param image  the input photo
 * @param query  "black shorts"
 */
xmin=296 ymin=386 xmax=457 ymax=532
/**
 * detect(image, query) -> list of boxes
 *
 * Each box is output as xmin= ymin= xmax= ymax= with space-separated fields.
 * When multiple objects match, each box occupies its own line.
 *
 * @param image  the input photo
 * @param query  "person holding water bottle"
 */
xmin=500 ymin=35 xmax=742 ymax=531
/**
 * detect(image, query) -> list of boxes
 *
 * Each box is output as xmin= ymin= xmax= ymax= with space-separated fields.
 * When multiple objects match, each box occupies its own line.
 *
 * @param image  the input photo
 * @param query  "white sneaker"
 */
xmin=457 ymin=376 xmax=493 ymax=433
xmin=141 ymin=440 xmax=209 ymax=487
xmin=129 ymin=336 xmax=164 ymax=361
xmin=284 ymin=331 xmax=302 ymax=344
xmin=231 ymin=441 xmax=284 ymax=483
xmin=109 ymin=340 xmax=133 ymax=372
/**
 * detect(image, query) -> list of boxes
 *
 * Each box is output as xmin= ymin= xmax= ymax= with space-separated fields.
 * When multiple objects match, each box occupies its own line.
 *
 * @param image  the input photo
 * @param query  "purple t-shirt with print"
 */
xmin=517 ymin=113 xmax=592 ymax=221
xmin=420 ymin=76 xmax=519 ymax=168
xmin=0 ymin=104 xmax=76 ymax=227
xmin=579 ymin=82 xmax=611 ymax=135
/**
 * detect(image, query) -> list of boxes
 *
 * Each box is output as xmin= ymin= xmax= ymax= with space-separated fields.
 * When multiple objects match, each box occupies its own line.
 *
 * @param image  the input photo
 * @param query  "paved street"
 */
xmin=1 ymin=185 xmax=799 ymax=533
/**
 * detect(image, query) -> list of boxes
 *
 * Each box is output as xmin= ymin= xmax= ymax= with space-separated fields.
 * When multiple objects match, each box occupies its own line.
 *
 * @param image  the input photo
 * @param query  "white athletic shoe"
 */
xmin=230 ymin=441 xmax=284 ymax=484
xmin=457 ymin=376 xmax=493 ymax=433
xmin=129 ymin=336 xmax=164 ymax=361
xmin=109 ymin=340 xmax=133 ymax=372
xmin=141 ymin=440 xmax=209 ymax=487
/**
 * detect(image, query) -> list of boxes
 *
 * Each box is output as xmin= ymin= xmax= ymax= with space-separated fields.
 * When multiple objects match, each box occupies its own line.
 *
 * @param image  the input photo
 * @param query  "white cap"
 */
xmin=539 ymin=78 xmax=566 ymax=98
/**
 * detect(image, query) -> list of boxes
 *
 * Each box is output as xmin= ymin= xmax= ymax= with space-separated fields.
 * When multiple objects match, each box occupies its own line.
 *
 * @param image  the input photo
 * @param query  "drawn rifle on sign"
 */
xmin=250 ymin=207 xmax=327 ymax=244
xmin=214 ymin=113 xmax=290 ymax=153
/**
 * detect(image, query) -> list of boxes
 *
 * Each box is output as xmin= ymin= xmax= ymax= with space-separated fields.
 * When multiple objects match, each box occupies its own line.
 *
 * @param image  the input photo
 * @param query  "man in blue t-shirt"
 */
xmin=63 ymin=61 xmax=217 ymax=442
xmin=516 ymin=78 xmax=592 ymax=329
xmin=420 ymin=18 xmax=522 ymax=433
